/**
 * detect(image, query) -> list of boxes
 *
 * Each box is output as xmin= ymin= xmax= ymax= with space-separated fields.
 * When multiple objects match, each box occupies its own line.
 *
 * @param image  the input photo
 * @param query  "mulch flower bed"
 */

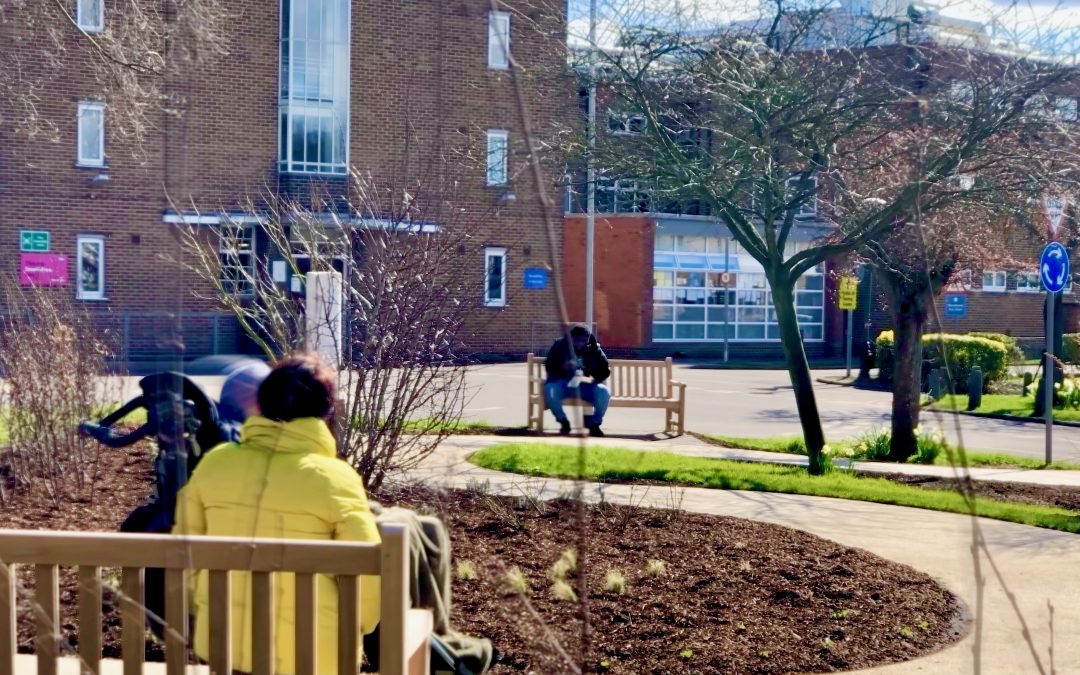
xmin=0 ymin=444 xmax=967 ymax=673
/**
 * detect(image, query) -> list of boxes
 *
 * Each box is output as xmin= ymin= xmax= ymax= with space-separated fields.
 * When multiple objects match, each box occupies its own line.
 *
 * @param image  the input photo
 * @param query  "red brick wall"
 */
xmin=0 ymin=0 xmax=570 ymax=357
xmin=563 ymin=214 xmax=654 ymax=349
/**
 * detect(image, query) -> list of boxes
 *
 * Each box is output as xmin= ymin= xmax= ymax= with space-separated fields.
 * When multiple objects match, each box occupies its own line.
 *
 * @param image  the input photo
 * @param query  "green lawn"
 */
xmin=700 ymin=433 xmax=1080 ymax=470
xmin=931 ymin=394 xmax=1080 ymax=423
xmin=470 ymin=443 xmax=1080 ymax=533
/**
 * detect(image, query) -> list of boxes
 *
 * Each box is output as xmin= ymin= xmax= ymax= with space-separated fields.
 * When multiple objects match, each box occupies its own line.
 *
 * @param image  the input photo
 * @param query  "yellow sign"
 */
xmin=838 ymin=276 xmax=859 ymax=310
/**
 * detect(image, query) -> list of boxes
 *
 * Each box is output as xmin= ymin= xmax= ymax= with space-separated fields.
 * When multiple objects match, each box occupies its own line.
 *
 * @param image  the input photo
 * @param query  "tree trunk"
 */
xmin=771 ymin=281 xmax=828 ymax=475
xmin=888 ymin=293 xmax=927 ymax=462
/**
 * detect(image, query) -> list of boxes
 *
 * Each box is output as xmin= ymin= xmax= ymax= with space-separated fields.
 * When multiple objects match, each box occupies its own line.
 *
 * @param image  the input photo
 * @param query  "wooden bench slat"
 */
xmin=336 ymin=576 xmax=359 ymax=675
xmin=379 ymin=525 xmax=408 ymax=675
xmin=34 ymin=565 xmax=58 ymax=675
xmin=0 ymin=533 xmax=379 ymax=575
xmin=1 ymin=563 xmax=15 ymax=675
xmin=208 ymin=571 xmax=230 ymax=675
xmin=295 ymin=573 xmax=316 ymax=675
xmin=251 ymin=572 xmax=274 ymax=675
xmin=78 ymin=567 xmax=102 ymax=675
xmin=164 ymin=569 xmax=187 ymax=675
xmin=120 ymin=568 xmax=144 ymax=675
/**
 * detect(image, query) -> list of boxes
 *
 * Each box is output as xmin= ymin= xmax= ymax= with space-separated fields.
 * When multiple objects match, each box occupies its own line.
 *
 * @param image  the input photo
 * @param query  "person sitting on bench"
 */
xmin=544 ymin=325 xmax=611 ymax=437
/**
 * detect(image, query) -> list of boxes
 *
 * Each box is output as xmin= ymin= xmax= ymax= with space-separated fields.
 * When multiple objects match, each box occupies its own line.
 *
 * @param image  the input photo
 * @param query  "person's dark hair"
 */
xmin=569 ymin=325 xmax=591 ymax=338
xmin=257 ymin=352 xmax=337 ymax=422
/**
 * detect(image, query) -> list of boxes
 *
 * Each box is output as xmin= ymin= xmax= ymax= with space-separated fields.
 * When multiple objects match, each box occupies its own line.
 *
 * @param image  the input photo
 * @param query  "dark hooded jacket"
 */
xmin=544 ymin=333 xmax=611 ymax=384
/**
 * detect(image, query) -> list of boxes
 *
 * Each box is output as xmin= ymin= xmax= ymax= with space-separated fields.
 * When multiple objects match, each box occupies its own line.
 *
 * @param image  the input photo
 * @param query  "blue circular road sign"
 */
xmin=1041 ymin=242 xmax=1071 ymax=293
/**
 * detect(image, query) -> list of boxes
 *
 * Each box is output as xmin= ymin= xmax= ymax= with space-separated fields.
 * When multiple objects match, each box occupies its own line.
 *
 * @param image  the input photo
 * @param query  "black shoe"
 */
xmin=559 ymin=419 xmax=571 ymax=435
xmin=588 ymin=425 xmax=604 ymax=438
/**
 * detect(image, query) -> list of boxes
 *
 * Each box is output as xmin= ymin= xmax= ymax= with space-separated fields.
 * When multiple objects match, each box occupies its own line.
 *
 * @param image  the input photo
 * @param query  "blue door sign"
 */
xmin=1041 ymin=242 xmax=1071 ymax=293
xmin=944 ymin=294 xmax=967 ymax=319
xmin=523 ymin=268 xmax=549 ymax=290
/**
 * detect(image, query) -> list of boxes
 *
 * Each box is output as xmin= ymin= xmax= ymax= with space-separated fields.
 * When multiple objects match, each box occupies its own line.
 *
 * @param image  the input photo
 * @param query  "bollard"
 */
xmin=928 ymin=368 xmax=946 ymax=401
xmin=966 ymin=367 xmax=983 ymax=411
xmin=1023 ymin=372 xmax=1034 ymax=397
xmin=857 ymin=340 xmax=875 ymax=382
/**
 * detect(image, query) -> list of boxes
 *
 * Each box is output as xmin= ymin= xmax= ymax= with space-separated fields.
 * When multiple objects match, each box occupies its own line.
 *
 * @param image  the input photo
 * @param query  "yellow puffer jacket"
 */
xmin=173 ymin=416 xmax=381 ymax=675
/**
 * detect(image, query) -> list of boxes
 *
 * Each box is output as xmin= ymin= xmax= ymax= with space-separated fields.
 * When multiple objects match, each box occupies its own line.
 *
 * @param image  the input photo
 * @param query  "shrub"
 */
xmin=969 ymin=332 xmax=1023 ymax=364
xmin=876 ymin=331 xmax=1007 ymax=393
xmin=851 ymin=428 xmax=891 ymax=461
xmin=914 ymin=427 xmax=946 ymax=465
xmin=1062 ymin=334 xmax=1080 ymax=365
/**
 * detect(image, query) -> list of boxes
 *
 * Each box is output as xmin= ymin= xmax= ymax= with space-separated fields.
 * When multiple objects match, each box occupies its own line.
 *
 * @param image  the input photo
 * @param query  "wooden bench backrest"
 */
xmin=0 ymin=524 xmax=410 ymax=675
xmin=528 ymin=355 xmax=673 ymax=399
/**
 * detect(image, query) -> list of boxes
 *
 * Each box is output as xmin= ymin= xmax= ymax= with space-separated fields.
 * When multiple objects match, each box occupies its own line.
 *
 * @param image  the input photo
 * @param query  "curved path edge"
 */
xmin=410 ymin=438 xmax=1080 ymax=674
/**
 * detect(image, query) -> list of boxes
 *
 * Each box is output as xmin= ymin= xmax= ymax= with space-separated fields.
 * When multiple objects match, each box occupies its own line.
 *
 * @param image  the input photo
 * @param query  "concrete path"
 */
xmin=415 ymin=439 xmax=1080 ymax=674
xmin=440 ymin=434 xmax=1080 ymax=488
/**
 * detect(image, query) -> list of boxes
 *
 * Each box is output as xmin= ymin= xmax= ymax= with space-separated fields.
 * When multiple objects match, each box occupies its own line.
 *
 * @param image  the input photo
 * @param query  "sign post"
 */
xmin=1040 ymin=242 xmax=1071 ymax=464
xmin=838 ymin=276 xmax=859 ymax=377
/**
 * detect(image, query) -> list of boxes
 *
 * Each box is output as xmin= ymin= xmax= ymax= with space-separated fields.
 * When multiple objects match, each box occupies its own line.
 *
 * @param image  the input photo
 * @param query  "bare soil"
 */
xmin=0 ymin=444 xmax=967 ymax=674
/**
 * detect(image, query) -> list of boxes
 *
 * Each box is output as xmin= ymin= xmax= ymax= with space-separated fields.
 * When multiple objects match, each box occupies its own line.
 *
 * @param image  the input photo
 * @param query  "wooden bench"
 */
xmin=526 ymin=354 xmax=687 ymax=435
xmin=0 ymin=523 xmax=432 ymax=675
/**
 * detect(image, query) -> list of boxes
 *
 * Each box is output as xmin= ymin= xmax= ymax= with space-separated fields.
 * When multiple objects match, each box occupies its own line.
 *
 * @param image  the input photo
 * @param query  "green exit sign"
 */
xmin=19 ymin=230 xmax=49 ymax=253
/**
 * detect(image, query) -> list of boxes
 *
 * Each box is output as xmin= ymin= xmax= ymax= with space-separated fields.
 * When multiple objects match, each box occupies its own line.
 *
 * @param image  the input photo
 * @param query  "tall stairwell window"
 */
xmin=279 ymin=0 xmax=350 ymax=175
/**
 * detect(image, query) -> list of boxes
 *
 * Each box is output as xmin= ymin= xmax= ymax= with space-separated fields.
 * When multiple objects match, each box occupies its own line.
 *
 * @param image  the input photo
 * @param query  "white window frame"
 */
xmin=76 ymin=235 xmax=105 ymax=300
xmin=77 ymin=0 xmax=104 ymax=32
xmin=484 ymin=247 xmax=507 ymax=307
xmin=77 ymin=101 xmax=105 ymax=167
xmin=217 ymin=224 xmax=256 ymax=296
xmin=486 ymin=129 xmax=509 ymax=186
xmin=1016 ymin=271 xmax=1041 ymax=293
xmin=785 ymin=175 xmax=818 ymax=218
xmin=981 ymin=270 xmax=1007 ymax=293
xmin=1057 ymin=96 xmax=1079 ymax=122
xmin=488 ymin=11 xmax=511 ymax=70
xmin=607 ymin=112 xmax=647 ymax=136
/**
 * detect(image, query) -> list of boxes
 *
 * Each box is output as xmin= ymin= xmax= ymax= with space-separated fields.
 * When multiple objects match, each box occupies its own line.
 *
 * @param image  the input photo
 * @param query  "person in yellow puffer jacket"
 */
xmin=174 ymin=353 xmax=380 ymax=675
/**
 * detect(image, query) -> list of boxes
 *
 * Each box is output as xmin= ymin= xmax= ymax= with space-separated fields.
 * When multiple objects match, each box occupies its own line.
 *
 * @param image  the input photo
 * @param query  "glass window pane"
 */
xmin=653 ymin=305 xmax=673 ymax=321
xmin=707 ymin=307 xmax=732 ymax=323
xmin=802 ymin=325 xmax=824 ymax=341
xmin=675 ymin=306 xmax=704 ymax=322
xmin=653 ymin=271 xmax=674 ymax=287
xmin=797 ymin=274 xmax=824 ymax=290
xmin=737 ymin=324 xmax=765 ymax=339
xmin=80 ymin=242 xmax=101 ymax=292
xmin=653 ymin=323 xmax=673 ymax=340
xmin=708 ymin=324 xmax=733 ymax=340
xmin=676 ymin=289 xmax=706 ymax=305
xmin=767 ymin=324 xmax=782 ymax=339
xmin=738 ymin=291 xmax=766 ymax=306
xmin=653 ymin=252 xmax=676 ymax=268
xmin=708 ymin=289 xmax=734 ymax=305
xmin=676 ymin=236 xmax=706 ymax=252
xmin=675 ymin=271 xmax=705 ymax=287
xmin=738 ymin=307 xmax=766 ymax=323
xmin=795 ymin=308 xmax=824 ymax=324
xmin=655 ymin=234 xmax=675 ymax=251
xmin=653 ymin=288 xmax=674 ymax=302
xmin=675 ymin=324 xmax=705 ymax=340
xmin=79 ymin=106 xmax=102 ymax=164
xmin=796 ymin=291 xmax=823 ymax=307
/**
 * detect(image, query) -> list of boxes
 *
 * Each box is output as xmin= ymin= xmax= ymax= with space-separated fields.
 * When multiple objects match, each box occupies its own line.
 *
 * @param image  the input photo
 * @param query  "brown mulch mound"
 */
xmin=871 ymin=472 xmax=1080 ymax=512
xmin=0 ymin=445 xmax=966 ymax=673
xmin=381 ymin=483 xmax=964 ymax=674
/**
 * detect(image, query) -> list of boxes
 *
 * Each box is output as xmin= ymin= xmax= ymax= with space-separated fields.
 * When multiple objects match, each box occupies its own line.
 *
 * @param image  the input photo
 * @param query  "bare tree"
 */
xmin=179 ymin=171 xmax=484 ymax=489
xmin=582 ymin=0 xmax=1078 ymax=473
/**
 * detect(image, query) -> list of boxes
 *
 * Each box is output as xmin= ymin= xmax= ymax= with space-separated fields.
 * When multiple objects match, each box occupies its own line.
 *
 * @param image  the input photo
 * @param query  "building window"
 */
xmin=76 ymin=235 xmax=105 ymax=300
xmin=77 ymin=102 xmax=105 ymax=167
xmin=785 ymin=176 xmax=818 ymax=218
xmin=488 ymin=11 xmax=510 ymax=70
xmin=77 ymin=0 xmax=104 ymax=32
xmin=652 ymin=235 xmax=824 ymax=343
xmin=1057 ymin=96 xmax=1079 ymax=122
xmin=1016 ymin=271 xmax=1041 ymax=293
xmin=278 ymin=0 xmax=350 ymax=175
xmin=608 ymin=112 xmax=647 ymax=135
xmin=486 ymin=130 xmax=509 ymax=186
xmin=982 ymin=270 xmax=1007 ymax=292
xmin=218 ymin=225 xmax=255 ymax=296
xmin=484 ymin=247 xmax=507 ymax=307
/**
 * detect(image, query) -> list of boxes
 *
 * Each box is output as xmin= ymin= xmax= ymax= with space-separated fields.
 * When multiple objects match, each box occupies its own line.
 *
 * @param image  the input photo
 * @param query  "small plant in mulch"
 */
xmin=501 ymin=567 xmax=529 ymax=596
xmin=643 ymin=558 xmax=666 ymax=578
xmin=548 ymin=548 xmax=577 ymax=581
xmin=549 ymin=578 xmax=578 ymax=602
xmin=455 ymin=560 xmax=478 ymax=582
xmin=602 ymin=570 xmax=627 ymax=595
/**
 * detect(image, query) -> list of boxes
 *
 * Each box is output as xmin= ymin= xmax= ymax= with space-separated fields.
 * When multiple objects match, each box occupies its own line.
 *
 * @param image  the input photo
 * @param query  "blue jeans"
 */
xmin=544 ymin=380 xmax=610 ymax=427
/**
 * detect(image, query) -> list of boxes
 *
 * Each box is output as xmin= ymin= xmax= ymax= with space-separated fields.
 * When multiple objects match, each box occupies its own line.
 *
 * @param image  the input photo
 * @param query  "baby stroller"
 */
xmin=79 ymin=371 xmax=229 ymax=637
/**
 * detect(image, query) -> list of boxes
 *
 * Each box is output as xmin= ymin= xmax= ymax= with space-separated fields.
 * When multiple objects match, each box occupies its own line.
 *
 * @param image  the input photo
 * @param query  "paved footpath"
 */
xmin=413 ymin=436 xmax=1080 ymax=674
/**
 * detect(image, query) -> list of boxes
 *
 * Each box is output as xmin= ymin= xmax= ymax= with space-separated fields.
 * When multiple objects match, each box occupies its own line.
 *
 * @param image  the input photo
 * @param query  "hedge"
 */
xmin=968 ymin=332 xmax=1023 ymax=364
xmin=1062 ymin=334 xmax=1080 ymax=364
xmin=876 ymin=331 xmax=1008 ymax=393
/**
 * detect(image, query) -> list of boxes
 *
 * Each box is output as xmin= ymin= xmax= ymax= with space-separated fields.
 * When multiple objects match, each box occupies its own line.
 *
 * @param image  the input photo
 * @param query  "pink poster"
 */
xmin=19 ymin=253 xmax=68 ymax=287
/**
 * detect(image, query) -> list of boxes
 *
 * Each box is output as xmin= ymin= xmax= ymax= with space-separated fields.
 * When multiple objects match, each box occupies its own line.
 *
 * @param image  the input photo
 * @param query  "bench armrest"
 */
xmin=670 ymin=381 xmax=687 ymax=397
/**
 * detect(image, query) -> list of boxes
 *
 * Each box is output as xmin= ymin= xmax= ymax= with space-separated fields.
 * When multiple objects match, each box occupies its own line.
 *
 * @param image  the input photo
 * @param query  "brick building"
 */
xmin=0 ymin=0 xmax=570 ymax=364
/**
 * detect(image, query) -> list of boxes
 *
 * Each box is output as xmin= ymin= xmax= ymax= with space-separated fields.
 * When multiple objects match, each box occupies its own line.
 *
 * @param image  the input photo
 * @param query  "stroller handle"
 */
xmin=79 ymin=420 xmax=153 ymax=448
